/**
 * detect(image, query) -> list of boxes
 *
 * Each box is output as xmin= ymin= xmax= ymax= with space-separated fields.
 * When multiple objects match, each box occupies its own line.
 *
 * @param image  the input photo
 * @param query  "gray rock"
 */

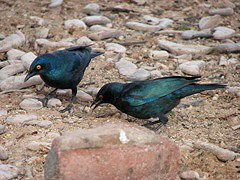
xmin=180 ymin=170 xmax=200 ymax=180
xmin=83 ymin=3 xmax=100 ymax=15
xmin=88 ymin=29 xmax=122 ymax=41
xmin=49 ymin=0 xmax=63 ymax=8
xmin=213 ymin=26 xmax=235 ymax=40
xmin=82 ymin=16 xmax=111 ymax=26
xmin=27 ymin=141 xmax=51 ymax=151
xmin=150 ymin=70 xmax=163 ymax=78
xmin=0 ymin=64 xmax=26 ymax=81
xmin=0 ymin=34 xmax=5 ymax=40
xmin=0 ymin=30 xmax=25 ymax=53
xmin=143 ymin=15 xmax=162 ymax=25
xmin=0 ymin=164 xmax=19 ymax=179
xmin=115 ymin=58 xmax=137 ymax=77
xmin=212 ymin=43 xmax=240 ymax=53
xmin=158 ymin=40 xmax=212 ymax=55
xmin=221 ymin=0 xmax=236 ymax=8
xmin=6 ymin=49 xmax=25 ymax=60
xmin=30 ymin=16 xmax=45 ymax=26
xmin=228 ymin=87 xmax=240 ymax=97
xmin=24 ymin=120 xmax=53 ymax=127
xmin=0 ymin=146 xmax=8 ymax=160
xmin=179 ymin=60 xmax=206 ymax=76
xmin=219 ymin=56 xmax=238 ymax=66
xmin=126 ymin=21 xmax=169 ymax=32
xmin=182 ymin=29 xmax=213 ymax=40
xmin=76 ymin=36 xmax=94 ymax=46
xmin=5 ymin=114 xmax=38 ymax=125
xmin=76 ymin=90 xmax=93 ymax=102
xmin=199 ymin=15 xmax=221 ymax=30
xmin=209 ymin=7 xmax=234 ymax=16
xmin=149 ymin=50 xmax=169 ymax=60
xmin=105 ymin=43 xmax=126 ymax=54
xmin=84 ymin=87 xmax=100 ymax=96
xmin=21 ymin=52 xmax=37 ymax=70
xmin=0 ymin=110 xmax=7 ymax=116
xmin=89 ymin=25 xmax=112 ymax=32
xmin=127 ymin=68 xmax=151 ymax=81
xmin=35 ymin=28 xmax=49 ymax=39
xmin=64 ymin=19 xmax=87 ymax=30
xmin=35 ymin=38 xmax=74 ymax=49
xmin=131 ymin=0 xmax=146 ymax=5
xmin=19 ymin=98 xmax=43 ymax=110
xmin=47 ymin=98 xmax=62 ymax=108
xmin=0 ymin=125 xmax=5 ymax=135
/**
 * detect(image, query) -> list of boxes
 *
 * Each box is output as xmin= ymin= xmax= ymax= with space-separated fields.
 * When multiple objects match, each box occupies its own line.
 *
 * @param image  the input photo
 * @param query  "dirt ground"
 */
xmin=0 ymin=0 xmax=239 ymax=179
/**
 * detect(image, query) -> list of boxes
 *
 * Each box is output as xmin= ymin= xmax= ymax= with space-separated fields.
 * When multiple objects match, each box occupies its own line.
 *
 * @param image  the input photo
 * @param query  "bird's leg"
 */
xmin=59 ymin=87 xmax=77 ymax=113
xmin=37 ymin=88 xmax=58 ymax=107
xmin=143 ymin=114 xmax=168 ymax=131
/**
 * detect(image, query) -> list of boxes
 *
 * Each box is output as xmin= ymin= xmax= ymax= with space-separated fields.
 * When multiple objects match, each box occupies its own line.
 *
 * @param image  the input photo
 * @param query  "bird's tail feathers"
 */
xmin=176 ymin=83 xmax=226 ymax=99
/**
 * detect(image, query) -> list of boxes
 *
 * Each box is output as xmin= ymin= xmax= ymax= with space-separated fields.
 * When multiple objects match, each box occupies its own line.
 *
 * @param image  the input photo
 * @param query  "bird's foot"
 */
xmin=59 ymin=104 xmax=73 ymax=113
xmin=37 ymin=98 xmax=49 ymax=107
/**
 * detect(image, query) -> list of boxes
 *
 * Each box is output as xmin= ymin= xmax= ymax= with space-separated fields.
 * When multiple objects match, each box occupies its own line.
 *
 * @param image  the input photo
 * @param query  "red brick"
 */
xmin=44 ymin=123 xmax=179 ymax=180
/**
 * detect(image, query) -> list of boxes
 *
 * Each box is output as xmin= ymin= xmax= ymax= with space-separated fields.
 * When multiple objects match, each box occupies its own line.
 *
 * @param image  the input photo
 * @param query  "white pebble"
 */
xmin=19 ymin=98 xmax=43 ymax=110
xmin=7 ymin=49 xmax=25 ymax=60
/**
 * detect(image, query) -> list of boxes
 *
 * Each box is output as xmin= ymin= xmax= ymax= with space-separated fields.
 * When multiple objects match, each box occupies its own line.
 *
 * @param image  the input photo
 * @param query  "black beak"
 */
xmin=91 ymin=98 xmax=102 ymax=110
xmin=24 ymin=72 xmax=35 ymax=82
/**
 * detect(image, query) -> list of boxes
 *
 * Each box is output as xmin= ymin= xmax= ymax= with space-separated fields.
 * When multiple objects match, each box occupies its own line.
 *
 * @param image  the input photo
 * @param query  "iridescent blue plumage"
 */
xmin=25 ymin=45 xmax=104 ymax=112
xmin=92 ymin=76 xmax=225 ymax=130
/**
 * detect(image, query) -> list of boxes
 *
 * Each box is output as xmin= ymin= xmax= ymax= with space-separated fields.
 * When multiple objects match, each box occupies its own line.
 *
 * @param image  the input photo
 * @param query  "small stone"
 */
xmin=180 ymin=170 xmax=200 ymax=180
xmin=88 ymin=29 xmax=122 ymax=41
xmin=35 ymin=28 xmax=49 ymax=39
xmin=179 ymin=60 xmax=206 ymax=76
xmin=115 ymin=58 xmax=138 ymax=77
xmin=213 ymin=26 xmax=235 ymax=40
xmin=0 ymin=125 xmax=6 ymax=135
xmin=76 ymin=36 xmax=94 ymax=46
xmin=0 ymin=146 xmax=8 ymax=160
xmin=0 ymin=30 xmax=25 ymax=53
xmin=0 ymin=34 xmax=5 ymax=40
xmin=19 ymin=98 xmax=43 ymax=110
xmin=6 ymin=49 xmax=25 ymax=60
xmin=105 ymin=43 xmax=126 ymax=54
xmin=47 ymin=98 xmax=62 ymax=108
xmin=30 ymin=16 xmax=45 ymax=26
xmin=0 ymin=164 xmax=19 ymax=179
xmin=149 ymin=50 xmax=169 ymax=60
xmin=24 ymin=120 xmax=53 ymax=128
xmin=199 ymin=15 xmax=221 ymax=30
xmin=82 ymin=16 xmax=111 ymax=26
xmin=212 ymin=43 xmax=240 ymax=53
xmin=89 ymin=25 xmax=112 ymax=32
xmin=83 ymin=3 xmax=100 ymax=15
xmin=150 ymin=70 xmax=162 ymax=78
xmin=0 ymin=64 xmax=26 ymax=81
xmin=232 ymin=124 xmax=240 ymax=130
xmin=0 ymin=110 xmax=7 ymax=116
xmin=228 ymin=87 xmax=240 ymax=97
xmin=209 ymin=8 xmax=234 ymax=16
xmin=64 ymin=19 xmax=87 ymax=30
xmin=221 ymin=0 xmax=236 ymax=9
xmin=126 ymin=22 xmax=160 ymax=32
xmin=84 ymin=87 xmax=100 ymax=96
xmin=127 ymin=68 xmax=151 ymax=81
xmin=143 ymin=15 xmax=162 ymax=25
xmin=35 ymin=38 xmax=74 ymax=49
xmin=181 ymin=29 xmax=213 ymax=40
xmin=49 ymin=0 xmax=63 ymax=8
xmin=158 ymin=40 xmax=212 ymax=55
xmin=21 ymin=52 xmax=37 ymax=70
xmin=5 ymin=114 xmax=38 ymax=125
xmin=131 ymin=0 xmax=146 ymax=5
xmin=27 ymin=141 xmax=51 ymax=151
xmin=76 ymin=90 xmax=93 ymax=102
xmin=219 ymin=56 xmax=238 ymax=66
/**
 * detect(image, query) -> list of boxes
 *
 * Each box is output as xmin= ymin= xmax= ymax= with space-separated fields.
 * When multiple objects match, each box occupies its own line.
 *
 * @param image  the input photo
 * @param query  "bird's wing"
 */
xmin=121 ymin=76 xmax=200 ymax=106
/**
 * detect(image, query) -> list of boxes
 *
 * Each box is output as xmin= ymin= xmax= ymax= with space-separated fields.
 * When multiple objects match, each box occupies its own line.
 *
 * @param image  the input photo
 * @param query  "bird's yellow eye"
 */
xmin=36 ymin=65 xmax=41 ymax=70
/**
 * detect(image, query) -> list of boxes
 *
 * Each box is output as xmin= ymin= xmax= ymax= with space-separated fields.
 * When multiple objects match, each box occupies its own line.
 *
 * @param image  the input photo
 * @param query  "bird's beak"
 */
xmin=91 ymin=98 xmax=102 ymax=110
xmin=24 ymin=71 xmax=35 ymax=82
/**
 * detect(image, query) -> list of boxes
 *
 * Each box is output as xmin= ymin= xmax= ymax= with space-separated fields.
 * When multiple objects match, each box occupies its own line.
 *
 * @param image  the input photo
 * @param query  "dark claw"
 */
xmin=59 ymin=104 xmax=73 ymax=113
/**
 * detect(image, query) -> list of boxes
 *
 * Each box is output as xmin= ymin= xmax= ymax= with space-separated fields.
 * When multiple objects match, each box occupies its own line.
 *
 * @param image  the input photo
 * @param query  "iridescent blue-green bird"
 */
xmin=92 ymin=76 xmax=225 ymax=130
xmin=24 ymin=45 xmax=104 ymax=112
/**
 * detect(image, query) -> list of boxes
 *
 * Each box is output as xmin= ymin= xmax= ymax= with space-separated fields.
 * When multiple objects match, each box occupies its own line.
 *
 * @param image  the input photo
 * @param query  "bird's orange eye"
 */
xmin=36 ymin=65 xmax=41 ymax=70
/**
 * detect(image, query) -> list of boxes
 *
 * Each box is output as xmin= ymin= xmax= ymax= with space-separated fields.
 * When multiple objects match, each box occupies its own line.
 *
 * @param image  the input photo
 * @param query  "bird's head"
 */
xmin=24 ymin=55 xmax=51 ymax=82
xmin=91 ymin=82 xmax=123 ymax=110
